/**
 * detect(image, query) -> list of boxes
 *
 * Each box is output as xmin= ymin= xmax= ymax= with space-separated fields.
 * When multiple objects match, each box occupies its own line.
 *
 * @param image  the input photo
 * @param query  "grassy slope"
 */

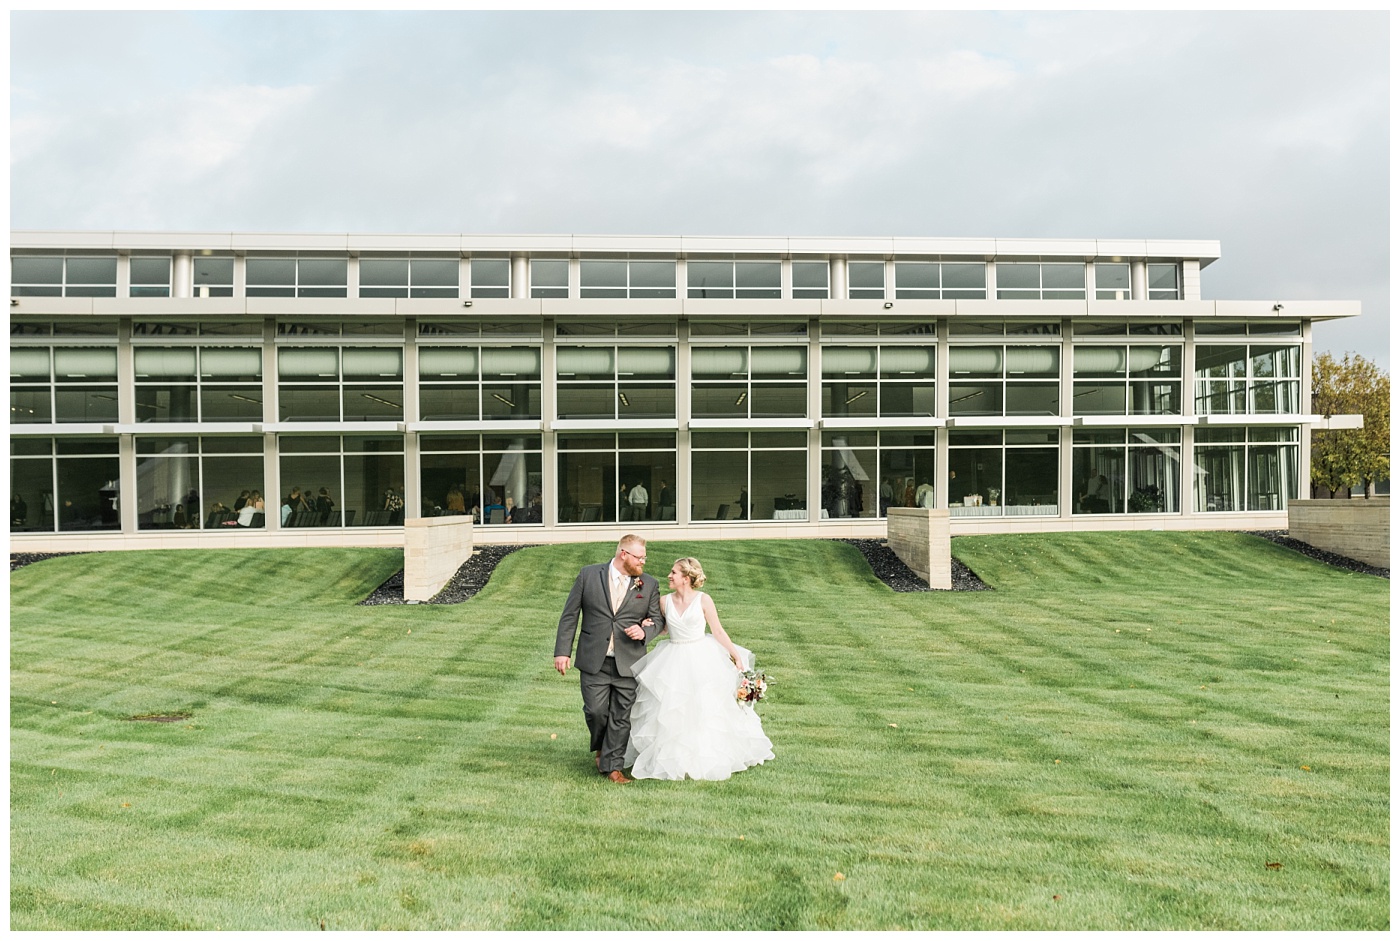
xmin=9 ymin=534 xmax=1389 ymax=930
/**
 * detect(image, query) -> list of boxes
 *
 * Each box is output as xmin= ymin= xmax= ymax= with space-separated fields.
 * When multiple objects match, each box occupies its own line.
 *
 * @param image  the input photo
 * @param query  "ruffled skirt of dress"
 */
xmin=625 ymin=636 xmax=774 ymax=781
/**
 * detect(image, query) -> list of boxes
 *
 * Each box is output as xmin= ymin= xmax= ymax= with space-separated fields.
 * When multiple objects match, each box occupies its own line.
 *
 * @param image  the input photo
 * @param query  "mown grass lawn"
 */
xmin=9 ymin=532 xmax=1389 ymax=930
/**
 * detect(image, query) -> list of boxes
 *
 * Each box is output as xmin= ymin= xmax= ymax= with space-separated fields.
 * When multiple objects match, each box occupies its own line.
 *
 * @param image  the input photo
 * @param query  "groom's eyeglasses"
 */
xmin=622 ymin=549 xmax=646 ymax=562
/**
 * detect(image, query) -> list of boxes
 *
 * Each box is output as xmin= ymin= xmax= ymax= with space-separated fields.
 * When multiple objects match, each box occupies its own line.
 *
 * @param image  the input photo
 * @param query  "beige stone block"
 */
xmin=885 ymin=508 xmax=952 ymax=590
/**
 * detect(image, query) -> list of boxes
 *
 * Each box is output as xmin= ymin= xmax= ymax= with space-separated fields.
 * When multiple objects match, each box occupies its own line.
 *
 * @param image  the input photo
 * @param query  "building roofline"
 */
xmin=10 ymin=230 xmax=1223 ymax=265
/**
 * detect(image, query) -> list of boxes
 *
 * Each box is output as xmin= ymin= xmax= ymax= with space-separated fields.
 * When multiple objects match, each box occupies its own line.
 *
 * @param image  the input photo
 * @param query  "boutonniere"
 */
xmin=631 ymin=577 xmax=644 ymax=591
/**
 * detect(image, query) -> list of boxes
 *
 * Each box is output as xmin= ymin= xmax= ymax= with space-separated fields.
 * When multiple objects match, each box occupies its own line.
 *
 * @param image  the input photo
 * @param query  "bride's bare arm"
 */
xmin=701 ymin=594 xmax=746 ymax=669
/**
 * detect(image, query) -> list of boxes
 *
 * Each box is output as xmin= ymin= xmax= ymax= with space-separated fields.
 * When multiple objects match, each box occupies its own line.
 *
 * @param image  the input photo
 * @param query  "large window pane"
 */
xmin=691 ymin=448 xmax=748 ymax=521
xmin=10 ymin=388 xmax=52 ymax=423
xmin=823 ymin=382 xmax=878 ymax=418
xmin=751 ymin=449 xmax=807 ymax=520
xmin=1006 ymin=447 xmax=1058 ymax=510
xmin=420 ymin=446 xmax=482 ymax=520
xmin=749 ymin=384 xmax=806 ymax=417
xmin=879 ymin=446 xmax=936 ymax=514
xmin=421 ymin=384 xmax=479 ymax=421
xmin=557 ymin=384 xmax=615 ymax=420
xmin=11 ymin=451 xmax=53 ymax=532
xmin=692 ymin=384 xmax=747 ymax=419
xmin=1095 ymin=263 xmax=1131 ymax=300
xmin=343 ymin=385 xmax=403 ymax=421
xmin=847 ymin=261 xmax=885 ymax=298
xmin=279 ymin=387 xmax=340 ymax=422
xmin=688 ymin=261 xmax=734 ymax=298
xmin=1127 ymin=432 xmax=1180 ymax=514
xmin=56 ymin=454 xmax=121 ymax=530
xmin=822 ymin=442 xmax=875 ymax=518
xmin=470 ymin=258 xmax=510 ymax=298
xmin=949 ymin=382 xmax=1002 ymax=416
xmin=942 ymin=263 xmax=986 ymax=298
xmin=54 ymin=388 xmax=119 ymax=423
xmin=135 ymin=386 xmax=198 ymax=423
xmin=559 ymin=447 xmax=616 ymax=523
xmin=1194 ymin=431 xmax=1245 ymax=512
xmin=949 ymin=445 xmax=1002 ymax=509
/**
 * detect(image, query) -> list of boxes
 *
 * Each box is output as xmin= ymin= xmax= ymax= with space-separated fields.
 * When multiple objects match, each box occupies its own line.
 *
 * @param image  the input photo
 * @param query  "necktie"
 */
xmin=611 ymin=573 xmax=626 ymax=612
xmin=607 ymin=573 xmax=625 ymax=657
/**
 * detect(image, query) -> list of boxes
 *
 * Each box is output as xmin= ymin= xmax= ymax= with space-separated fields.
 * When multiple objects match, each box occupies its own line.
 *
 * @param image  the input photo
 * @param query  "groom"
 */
xmin=554 ymin=534 xmax=665 ymax=783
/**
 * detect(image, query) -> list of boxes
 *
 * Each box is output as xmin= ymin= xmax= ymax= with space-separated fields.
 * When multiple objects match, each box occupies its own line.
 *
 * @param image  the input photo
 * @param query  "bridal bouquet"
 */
xmin=736 ymin=669 xmax=769 ymax=707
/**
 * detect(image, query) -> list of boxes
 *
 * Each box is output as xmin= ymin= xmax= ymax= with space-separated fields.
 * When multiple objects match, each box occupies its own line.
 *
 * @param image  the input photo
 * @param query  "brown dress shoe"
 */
xmin=606 ymin=770 xmax=632 ymax=784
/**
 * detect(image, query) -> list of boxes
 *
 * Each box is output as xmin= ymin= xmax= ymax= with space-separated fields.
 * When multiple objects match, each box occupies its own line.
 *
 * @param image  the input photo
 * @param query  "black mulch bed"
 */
xmin=10 ymin=552 xmax=87 ymax=571
xmin=1243 ymin=530 xmax=1388 ymax=579
xmin=838 ymin=539 xmax=992 ymax=592
xmin=358 ymin=544 xmax=537 ymax=605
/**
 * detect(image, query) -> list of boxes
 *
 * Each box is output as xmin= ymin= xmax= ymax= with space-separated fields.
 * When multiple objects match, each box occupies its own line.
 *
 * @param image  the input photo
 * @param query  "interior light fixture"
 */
xmin=229 ymin=394 xmax=263 ymax=404
xmin=491 ymin=393 xmax=515 ymax=407
xmin=359 ymin=393 xmax=400 ymax=408
xmin=844 ymin=390 xmax=868 ymax=405
xmin=734 ymin=392 xmax=747 ymax=406
xmin=618 ymin=392 xmax=630 ymax=407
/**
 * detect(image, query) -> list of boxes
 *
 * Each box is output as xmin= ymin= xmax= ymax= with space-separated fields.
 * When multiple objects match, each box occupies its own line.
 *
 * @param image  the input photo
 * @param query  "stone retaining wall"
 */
xmin=403 ymin=516 xmax=475 ymax=601
xmin=886 ymin=508 xmax=952 ymax=589
xmin=1287 ymin=498 xmax=1389 ymax=569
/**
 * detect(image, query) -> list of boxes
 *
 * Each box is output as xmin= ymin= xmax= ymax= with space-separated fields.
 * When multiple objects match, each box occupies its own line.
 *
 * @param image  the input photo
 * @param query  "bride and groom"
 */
xmin=553 ymin=534 xmax=773 ymax=783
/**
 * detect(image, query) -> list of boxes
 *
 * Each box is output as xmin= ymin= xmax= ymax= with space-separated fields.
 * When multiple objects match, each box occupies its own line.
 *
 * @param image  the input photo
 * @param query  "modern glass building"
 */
xmin=8 ymin=231 xmax=1357 ymax=550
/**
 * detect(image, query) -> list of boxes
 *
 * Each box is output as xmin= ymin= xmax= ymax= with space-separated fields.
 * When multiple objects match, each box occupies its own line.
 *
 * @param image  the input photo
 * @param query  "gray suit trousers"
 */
xmin=581 ymin=655 xmax=636 ymax=773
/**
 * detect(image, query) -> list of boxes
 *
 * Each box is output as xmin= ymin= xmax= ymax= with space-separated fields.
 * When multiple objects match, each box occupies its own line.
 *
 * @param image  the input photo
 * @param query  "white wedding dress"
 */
xmin=625 ymin=592 xmax=774 ymax=781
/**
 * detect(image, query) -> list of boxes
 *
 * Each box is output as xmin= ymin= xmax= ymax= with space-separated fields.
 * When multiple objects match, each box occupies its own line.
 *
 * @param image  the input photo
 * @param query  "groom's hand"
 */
xmin=624 ymin=623 xmax=646 ymax=641
xmin=554 ymin=656 xmax=571 ymax=675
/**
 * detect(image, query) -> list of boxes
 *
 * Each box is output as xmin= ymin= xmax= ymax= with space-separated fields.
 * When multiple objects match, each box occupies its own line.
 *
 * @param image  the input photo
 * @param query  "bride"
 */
xmin=625 ymin=557 xmax=774 ymax=781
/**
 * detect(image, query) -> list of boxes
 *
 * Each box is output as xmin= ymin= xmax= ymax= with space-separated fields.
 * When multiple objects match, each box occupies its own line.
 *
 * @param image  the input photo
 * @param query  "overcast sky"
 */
xmin=9 ymin=10 xmax=1390 ymax=366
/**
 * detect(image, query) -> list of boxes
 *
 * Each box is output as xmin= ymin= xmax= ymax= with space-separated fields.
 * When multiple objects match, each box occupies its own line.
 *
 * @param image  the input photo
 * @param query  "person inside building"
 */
xmin=628 ymin=481 xmax=649 ymax=521
xmin=446 ymin=485 xmax=466 ymax=515
xmin=1079 ymin=471 xmax=1111 ymax=513
xmin=239 ymin=491 xmax=264 ymax=527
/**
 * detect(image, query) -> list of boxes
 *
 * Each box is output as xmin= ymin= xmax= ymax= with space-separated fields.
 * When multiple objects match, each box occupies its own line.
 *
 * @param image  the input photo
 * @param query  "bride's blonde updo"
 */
xmin=673 ymin=557 xmax=706 ymax=588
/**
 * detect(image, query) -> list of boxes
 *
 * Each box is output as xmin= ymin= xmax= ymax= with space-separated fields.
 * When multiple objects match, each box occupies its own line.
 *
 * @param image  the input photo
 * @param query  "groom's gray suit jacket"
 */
xmin=555 ymin=562 xmax=665 ymax=677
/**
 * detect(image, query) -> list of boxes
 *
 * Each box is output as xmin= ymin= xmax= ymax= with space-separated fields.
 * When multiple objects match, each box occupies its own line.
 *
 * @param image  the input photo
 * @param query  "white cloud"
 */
xmin=8 ymin=10 xmax=1389 ymax=365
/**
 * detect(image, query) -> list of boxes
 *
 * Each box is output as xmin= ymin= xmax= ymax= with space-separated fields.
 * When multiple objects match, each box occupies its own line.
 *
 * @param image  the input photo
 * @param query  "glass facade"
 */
xmin=278 ymin=347 xmax=404 ymax=422
xmin=821 ymin=430 xmax=936 ymax=518
xmin=556 ymin=346 xmax=676 ymax=420
xmin=948 ymin=345 xmax=1060 ymax=416
xmin=692 ymin=431 xmax=807 ymax=521
xmin=1193 ymin=427 xmax=1298 ymax=513
xmin=997 ymin=263 xmax=1085 ymax=300
xmin=9 ymin=236 xmax=1320 ymax=540
xmin=421 ymin=433 xmax=543 ymax=525
xmin=10 ymin=346 xmax=120 ymax=424
xmin=1071 ymin=429 xmax=1181 ymax=515
xmin=11 ymin=437 xmax=121 ymax=532
xmin=360 ymin=257 xmax=458 ymax=299
xmin=1194 ymin=344 xmax=1302 ymax=415
xmin=1072 ymin=344 xmax=1182 ymax=415
xmin=821 ymin=346 xmax=936 ymax=418
xmin=948 ymin=430 xmax=1059 ymax=517
xmin=134 ymin=346 xmax=264 ymax=422
xmin=692 ymin=346 xmax=806 ymax=419
xmin=419 ymin=346 xmax=542 ymax=421
xmin=136 ymin=436 xmax=265 ymax=529
xmin=278 ymin=435 xmax=405 ymax=527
